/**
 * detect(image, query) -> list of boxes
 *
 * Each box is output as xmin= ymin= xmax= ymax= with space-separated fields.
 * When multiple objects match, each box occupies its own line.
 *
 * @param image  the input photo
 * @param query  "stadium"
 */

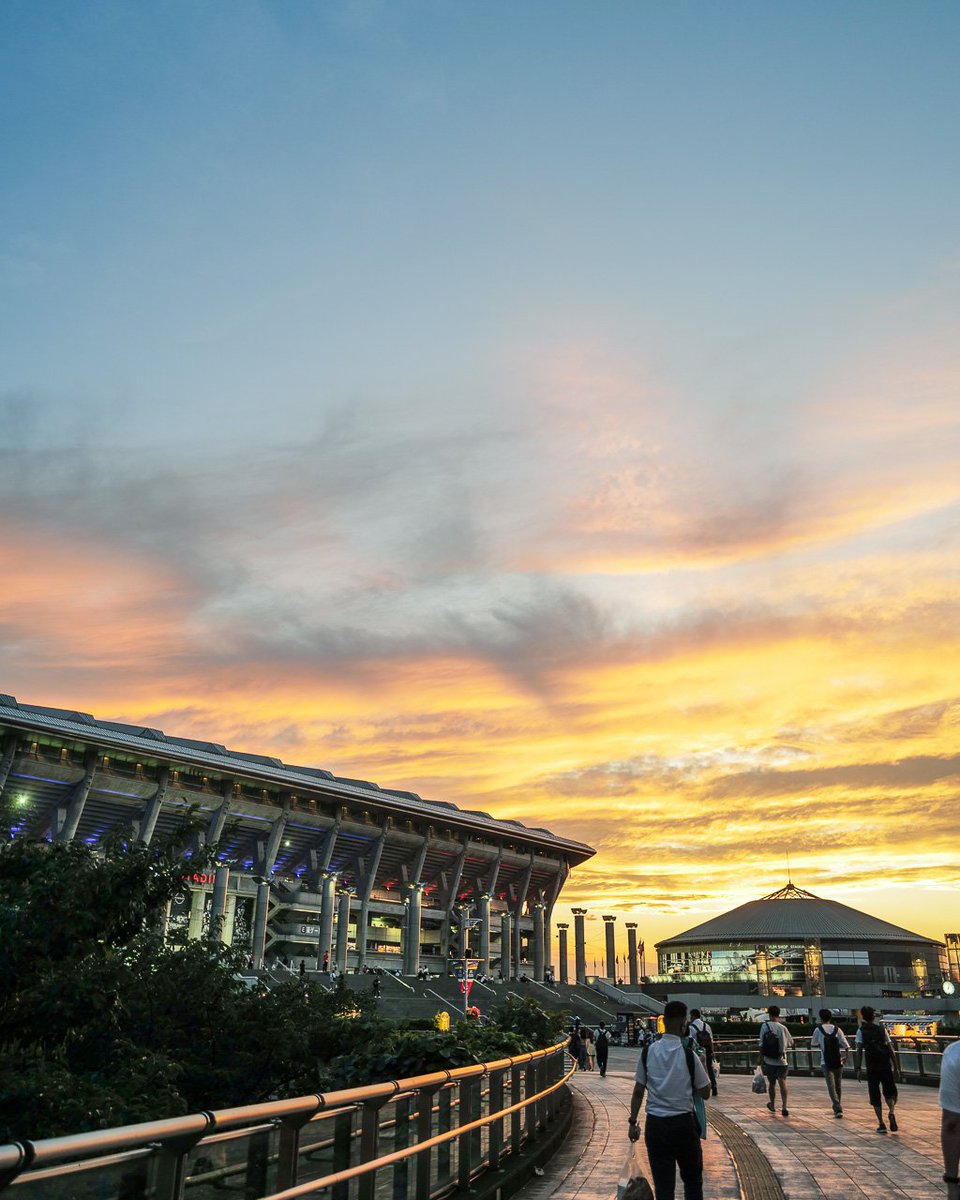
xmin=0 ymin=695 xmax=594 ymax=980
xmin=650 ymin=882 xmax=955 ymax=1014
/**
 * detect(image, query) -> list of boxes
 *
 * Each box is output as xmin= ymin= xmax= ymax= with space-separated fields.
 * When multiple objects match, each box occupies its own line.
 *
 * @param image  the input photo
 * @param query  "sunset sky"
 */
xmin=2 ymin=2 xmax=959 ymax=964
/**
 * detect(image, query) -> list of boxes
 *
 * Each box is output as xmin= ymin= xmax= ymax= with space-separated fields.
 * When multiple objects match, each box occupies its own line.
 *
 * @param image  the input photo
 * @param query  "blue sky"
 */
xmin=2 ymin=2 xmax=959 ymax=945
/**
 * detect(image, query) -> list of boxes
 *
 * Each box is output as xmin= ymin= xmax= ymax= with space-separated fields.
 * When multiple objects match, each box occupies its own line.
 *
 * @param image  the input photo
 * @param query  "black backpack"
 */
xmin=596 ymin=1028 xmax=609 ymax=1050
xmin=692 ymin=1021 xmax=713 ymax=1051
xmin=821 ymin=1025 xmax=842 ymax=1069
xmin=760 ymin=1022 xmax=782 ymax=1059
xmin=860 ymin=1022 xmax=889 ymax=1067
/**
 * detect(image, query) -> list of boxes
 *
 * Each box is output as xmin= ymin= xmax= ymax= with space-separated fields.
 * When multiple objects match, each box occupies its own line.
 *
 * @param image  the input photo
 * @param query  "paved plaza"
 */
xmin=523 ymin=1047 xmax=948 ymax=1200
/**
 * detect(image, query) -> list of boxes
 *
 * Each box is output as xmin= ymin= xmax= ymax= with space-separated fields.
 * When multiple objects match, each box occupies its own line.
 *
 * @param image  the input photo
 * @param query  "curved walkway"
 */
xmin=520 ymin=1048 xmax=946 ymax=1200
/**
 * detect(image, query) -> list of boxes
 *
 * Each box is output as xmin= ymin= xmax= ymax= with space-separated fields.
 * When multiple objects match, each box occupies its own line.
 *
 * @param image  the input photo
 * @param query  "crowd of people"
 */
xmin=611 ymin=999 xmax=960 ymax=1200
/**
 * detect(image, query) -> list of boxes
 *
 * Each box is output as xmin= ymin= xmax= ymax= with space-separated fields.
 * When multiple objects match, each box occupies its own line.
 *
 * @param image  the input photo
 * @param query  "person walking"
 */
xmin=688 ymin=1009 xmax=718 ymax=1096
xmin=810 ymin=1007 xmax=850 ymax=1118
xmin=628 ymin=1000 xmax=710 ymax=1200
xmin=854 ymin=1006 xmax=900 ymax=1133
xmin=758 ymin=1004 xmax=794 ymax=1117
xmin=595 ymin=1022 xmax=610 ymax=1078
xmin=568 ymin=1025 xmax=583 ymax=1071
xmin=584 ymin=1028 xmax=597 ymax=1071
xmin=940 ymin=1036 xmax=960 ymax=1200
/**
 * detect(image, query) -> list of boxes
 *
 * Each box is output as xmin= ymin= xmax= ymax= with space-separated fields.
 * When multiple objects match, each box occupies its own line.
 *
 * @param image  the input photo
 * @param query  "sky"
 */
xmin=2 ymin=1 xmax=959 ymax=965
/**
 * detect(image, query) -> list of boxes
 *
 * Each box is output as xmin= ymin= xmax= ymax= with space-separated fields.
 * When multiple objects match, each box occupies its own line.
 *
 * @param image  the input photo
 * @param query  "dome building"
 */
xmin=651 ymin=882 xmax=949 ymax=1010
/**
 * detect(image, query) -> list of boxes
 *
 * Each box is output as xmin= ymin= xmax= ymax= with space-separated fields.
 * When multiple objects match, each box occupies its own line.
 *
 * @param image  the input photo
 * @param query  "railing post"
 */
xmin=277 ymin=1100 xmax=324 ymax=1190
xmin=458 ymin=1077 xmax=479 ymax=1190
xmin=488 ymin=1068 xmax=505 ymax=1170
xmin=416 ymin=1085 xmax=442 ymax=1200
xmin=437 ymin=1087 xmax=453 ymax=1187
xmin=393 ymin=1095 xmax=412 ymax=1200
xmin=152 ymin=1121 xmax=211 ymax=1200
xmin=510 ymin=1064 xmax=522 ymax=1157
xmin=332 ymin=1108 xmax=354 ymax=1200
xmin=358 ymin=1098 xmax=388 ymax=1200
xmin=524 ymin=1062 xmax=537 ymax=1142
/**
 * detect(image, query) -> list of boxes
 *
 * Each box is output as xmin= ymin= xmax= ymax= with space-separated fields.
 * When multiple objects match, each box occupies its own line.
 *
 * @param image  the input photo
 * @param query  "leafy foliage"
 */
xmin=0 ymin=832 xmax=563 ymax=1143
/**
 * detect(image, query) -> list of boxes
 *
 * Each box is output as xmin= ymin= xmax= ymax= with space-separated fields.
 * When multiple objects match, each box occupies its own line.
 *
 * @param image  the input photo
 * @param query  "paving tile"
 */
xmin=517 ymin=1048 xmax=948 ymax=1200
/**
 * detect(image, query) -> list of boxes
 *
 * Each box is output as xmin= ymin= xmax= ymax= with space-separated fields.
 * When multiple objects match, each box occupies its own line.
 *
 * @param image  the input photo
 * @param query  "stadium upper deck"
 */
xmin=0 ymin=695 xmax=593 ymax=977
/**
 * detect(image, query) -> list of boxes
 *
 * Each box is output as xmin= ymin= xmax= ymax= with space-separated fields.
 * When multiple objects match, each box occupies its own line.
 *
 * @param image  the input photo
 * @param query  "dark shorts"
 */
xmin=866 ymin=1066 xmax=897 ymax=1107
xmin=762 ymin=1063 xmax=787 ymax=1081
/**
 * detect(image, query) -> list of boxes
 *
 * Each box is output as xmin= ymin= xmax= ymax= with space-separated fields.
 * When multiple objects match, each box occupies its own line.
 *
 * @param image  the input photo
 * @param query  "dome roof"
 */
xmin=657 ymin=883 xmax=942 ymax=949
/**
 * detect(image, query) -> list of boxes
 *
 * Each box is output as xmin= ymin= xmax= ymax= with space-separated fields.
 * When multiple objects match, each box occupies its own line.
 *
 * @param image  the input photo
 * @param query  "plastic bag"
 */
xmin=751 ymin=1067 xmax=767 ymax=1094
xmin=617 ymin=1143 xmax=654 ymax=1200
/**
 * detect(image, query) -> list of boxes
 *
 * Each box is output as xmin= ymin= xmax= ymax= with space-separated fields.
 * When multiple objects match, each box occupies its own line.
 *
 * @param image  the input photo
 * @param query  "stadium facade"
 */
xmin=650 ymin=882 xmax=954 ymax=1013
xmin=0 ymin=696 xmax=594 ymax=978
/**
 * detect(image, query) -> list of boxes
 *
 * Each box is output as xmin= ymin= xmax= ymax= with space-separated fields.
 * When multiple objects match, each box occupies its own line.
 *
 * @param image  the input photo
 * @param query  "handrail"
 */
xmin=263 ymin=1057 xmax=577 ymax=1200
xmin=0 ymin=1038 xmax=571 ymax=1197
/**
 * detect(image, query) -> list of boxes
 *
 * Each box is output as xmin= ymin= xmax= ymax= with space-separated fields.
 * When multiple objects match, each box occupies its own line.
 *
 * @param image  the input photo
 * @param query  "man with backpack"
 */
xmin=854 ymin=1006 xmax=901 ymax=1133
xmin=688 ymin=1009 xmax=717 ymax=1096
xmin=628 ymin=1000 xmax=710 ymax=1200
xmin=757 ymin=1004 xmax=795 ymax=1117
xmin=810 ymin=1007 xmax=850 ymax=1117
xmin=595 ymin=1021 xmax=610 ymax=1078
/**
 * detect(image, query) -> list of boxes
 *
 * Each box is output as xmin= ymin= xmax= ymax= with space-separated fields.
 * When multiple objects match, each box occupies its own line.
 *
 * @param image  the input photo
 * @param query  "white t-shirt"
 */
xmin=939 ymin=1040 xmax=960 ymax=1115
xmin=690 ymin=1017 xmax=713 ymax=1041
xmin=759 ymin=1020 xmax=794 ymax=1065
xmin=634 ymin=1033 xmax=710 ymax=1117
xmin=810 ymin=1023 xmax=850 ymax=1066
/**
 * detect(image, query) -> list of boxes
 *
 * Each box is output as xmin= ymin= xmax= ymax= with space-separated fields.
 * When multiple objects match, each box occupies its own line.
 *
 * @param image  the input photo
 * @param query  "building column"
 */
xmin=533 ymin=903 xmax=546 ymax=982
xmin=603 ymin=915 xmax=617 ymax=981
xmin=403 ymin=883 xmax=423 ymax=976
xmin=57 ymin=752 xmax=98 ymax=842
xmin=317 ymin=872 xmax=337 ymax=970
xmin=500 ymin=911 xmax=512 ymax=979
xmin=187 ymin=887 xmax=207 ymax=940
xmin=0 ymin=733 xmax=18 ymax=802
xmin=478 ymin=893 xmax=491 ymax=970
xmin=222 ymin=892 xmax=237 ymax=946
xmin=335 ymin=888 xmax=353 ymax=972
xmin=209 ymin=866 xmax=231 ymax=942
xmin=572 ymin=908 xmax=587 ymax=984
xmin=356 ymin=830 xmax=386 ymax=972
xmin=251 ymin=881 xmax=270 ymax=969
xmin=512 ymin=913 xmax=522 ymax=978
xmin=138 ymin=767 xmax=169 ymax=845
xmin=557 ymin=923 xmax=569 ymax=984
xmin=625 ymin=922 xmax=639 ymax=985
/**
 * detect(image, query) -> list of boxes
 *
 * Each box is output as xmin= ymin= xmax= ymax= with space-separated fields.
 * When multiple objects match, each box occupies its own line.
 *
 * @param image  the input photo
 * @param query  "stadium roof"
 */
xmin=657 ymin=882 xmax=941 ymax=949
xmin=0 ymin=695 xmax=593 ymax=862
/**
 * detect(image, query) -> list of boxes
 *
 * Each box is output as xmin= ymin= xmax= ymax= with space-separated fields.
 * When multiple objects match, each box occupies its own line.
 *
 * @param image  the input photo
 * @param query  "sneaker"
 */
xmin=781 ymin=1108 xmax=789 ymax=1117
xmin=711 ymin=1088 xmax=718 ymax=1096
xmin=876 ymin=1124 xmax=887 ymax=1134
xmin=766 ymin=1102 xmax=775 ymax=1112
xmin=888 ymin=1113 xmax=898 ymax=1132
xmin=835 ymin=1109 xmax=843 ymax=1118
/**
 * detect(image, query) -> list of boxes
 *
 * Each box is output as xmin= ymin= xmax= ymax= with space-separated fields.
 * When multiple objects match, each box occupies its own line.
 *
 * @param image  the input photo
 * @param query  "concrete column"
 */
xmin=222 ymin=893 xmax=237 ymax=946
xmin=403 ymin=883 xmax=423 ymax=976
xmin=478 ymin=893 xmax=491 ymax=969
xmin=317 ymin=872 xmax=337 ymax=970
xmin=533 ymin=903 xmax=545 ymax=982
xmin=251 ymin=881 xmax=270 ymax=969
xmin=187 ymin=887 xmax=207 ymax=939
xmin=355 ymin=896 xmax=370 ymax=970
xmin=557 ymin=924 xmax=569 ymax=984
xmin=335 ymin=888 xmax=353 ymax=972
xmin=603 ymin=915 xmax=617 ymax=981
xmin=209 ymin=866 xmax=231 ymax=942
xmin=512 ymin=913 xmax=522 ymax=978
xmin=0 ymin=733 xmax=18 ymax=801
xmin=138 ymin=767 xmax=169 ymax=845
xmin=625 ymin=922 xmax=639 ymax=985
xmin=544 ymin=912 xmax=553 ymax=980
xmin=57 ymin=753 xmax=98 ymax=842
xmin=500 ymin=911 xmax=512 ymax=979
xmin=572 ymin=908 xmax=587 ymax=984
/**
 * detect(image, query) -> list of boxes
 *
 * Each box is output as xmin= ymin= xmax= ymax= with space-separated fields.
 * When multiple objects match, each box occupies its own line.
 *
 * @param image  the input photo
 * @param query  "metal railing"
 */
xmin=713 ymin=1035 xmax=955 ymax=1086
xmin=0 ymin=1041 xmax=572 ymax=1200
